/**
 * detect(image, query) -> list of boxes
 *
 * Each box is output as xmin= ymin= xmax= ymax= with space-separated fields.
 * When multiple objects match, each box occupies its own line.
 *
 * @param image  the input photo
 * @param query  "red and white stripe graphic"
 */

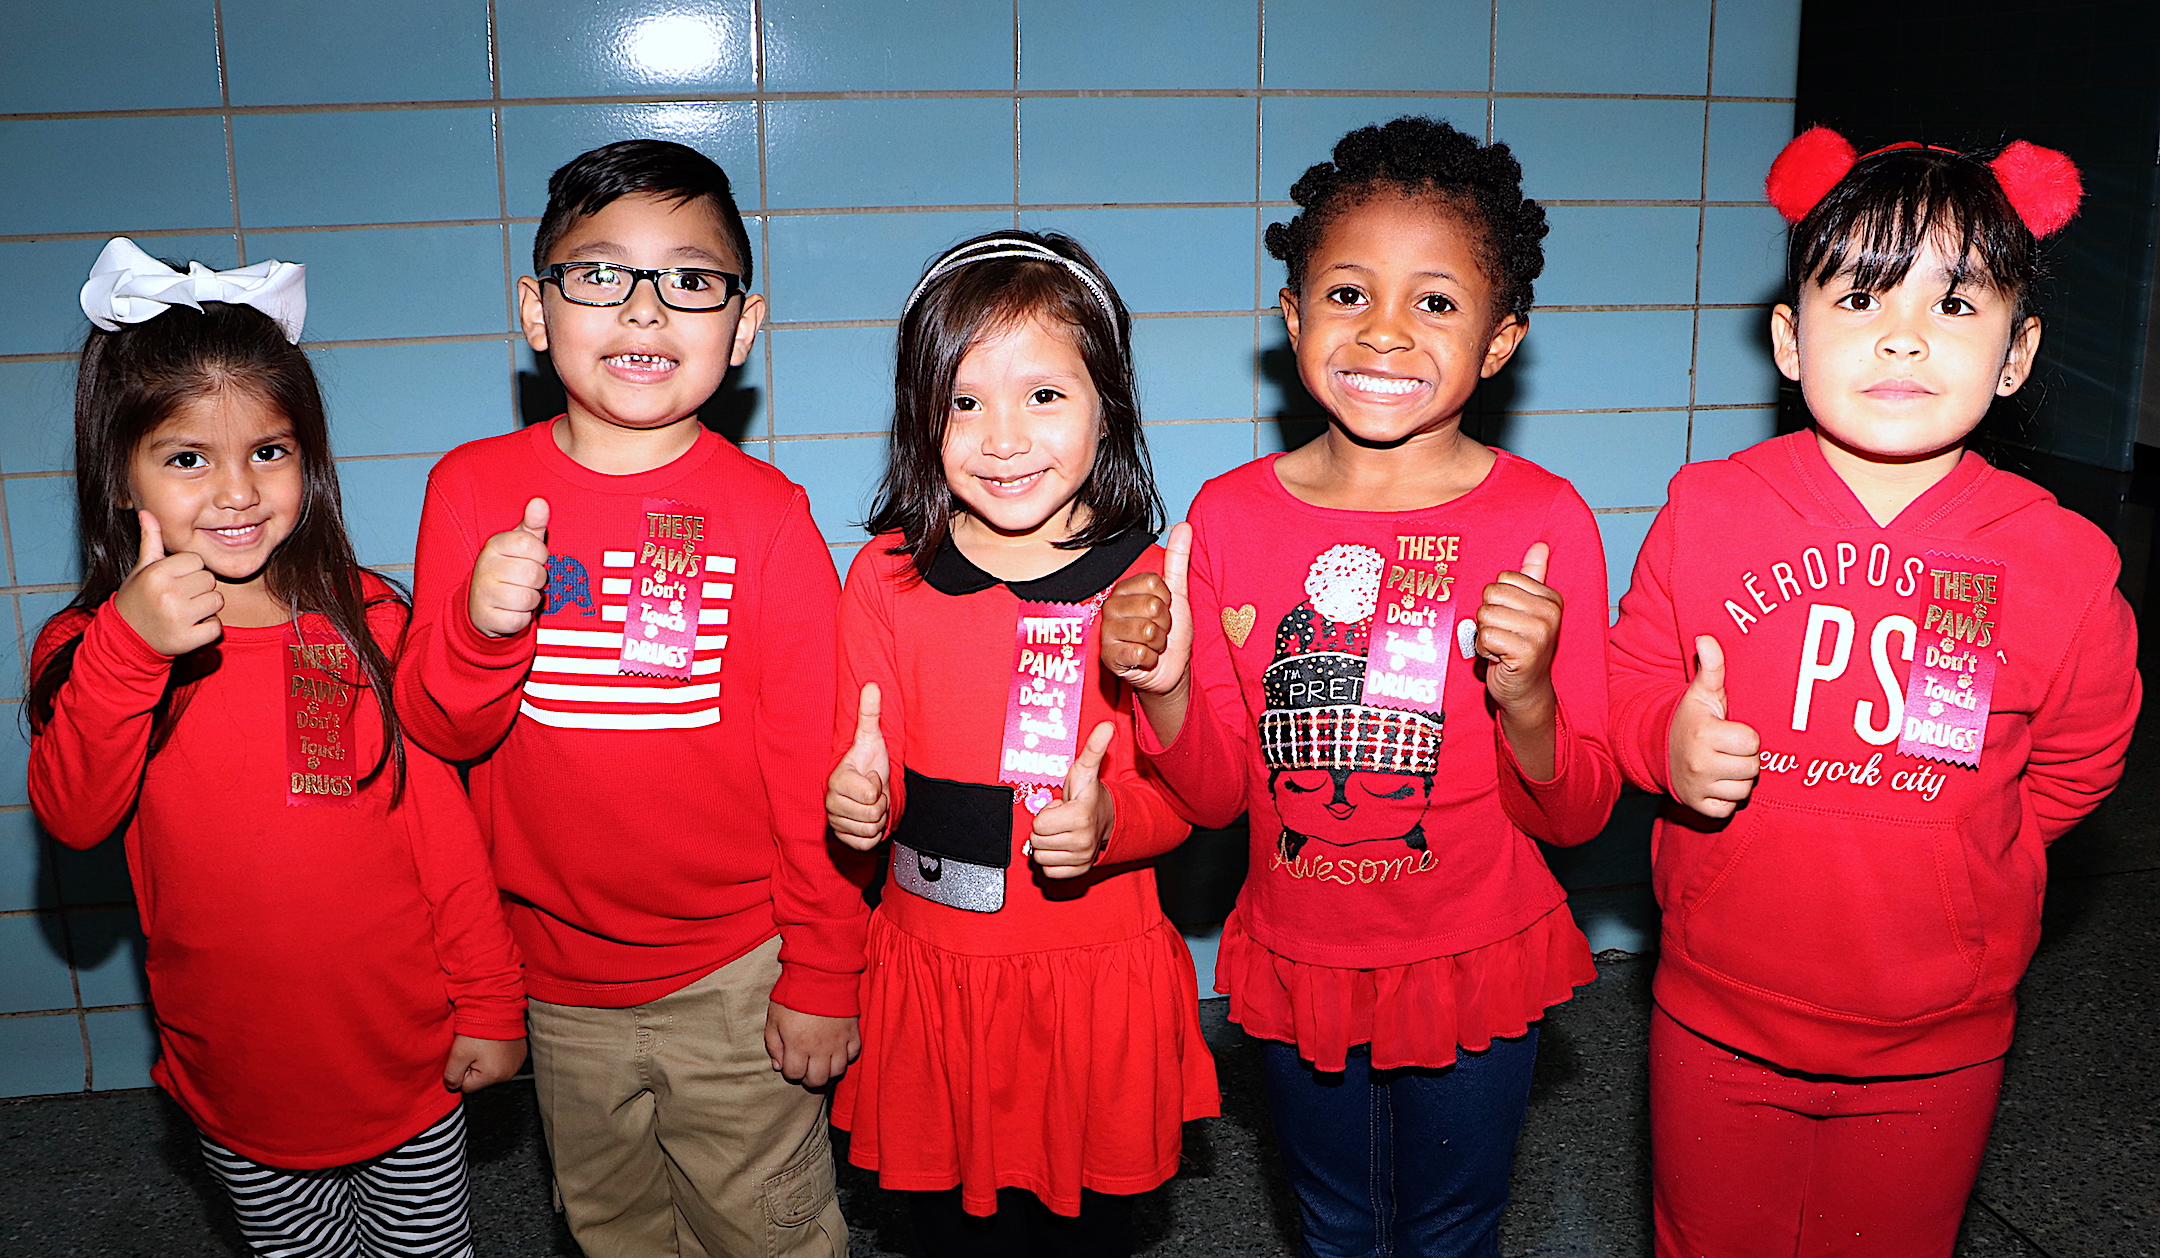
xmin=518 ymin=552 xmax=736 ymax=731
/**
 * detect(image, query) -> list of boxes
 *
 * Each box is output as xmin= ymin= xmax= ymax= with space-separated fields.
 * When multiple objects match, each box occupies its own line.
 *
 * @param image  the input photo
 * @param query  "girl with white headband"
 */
xmin=27 ymin=239 xmax=526 ymax=1258
xmin=822 ymin=230 xmax=1218 ymax=1255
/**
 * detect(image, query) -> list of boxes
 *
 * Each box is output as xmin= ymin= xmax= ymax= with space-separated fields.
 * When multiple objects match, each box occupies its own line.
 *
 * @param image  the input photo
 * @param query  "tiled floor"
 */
xmin=3 ymin=727 xmax=2154 ymax=1257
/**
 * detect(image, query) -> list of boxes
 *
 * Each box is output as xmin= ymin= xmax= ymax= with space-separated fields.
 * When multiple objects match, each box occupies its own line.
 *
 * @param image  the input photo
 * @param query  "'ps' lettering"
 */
xmin=1789 ymin=603 xmax=1918 ymax=743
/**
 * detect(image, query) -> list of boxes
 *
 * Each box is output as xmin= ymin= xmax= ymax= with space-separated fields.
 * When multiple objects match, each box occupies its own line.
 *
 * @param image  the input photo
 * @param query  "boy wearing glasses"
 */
xmin=398 ymin=140 xmax=859 ymax=1257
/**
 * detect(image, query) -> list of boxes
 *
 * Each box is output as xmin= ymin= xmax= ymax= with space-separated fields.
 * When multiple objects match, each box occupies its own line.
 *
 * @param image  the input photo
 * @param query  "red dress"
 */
xmin=830 ymin=532 xmax=1220 ymax=1216
xmin=1140 ymin=453 xmax=1620 ymax=1072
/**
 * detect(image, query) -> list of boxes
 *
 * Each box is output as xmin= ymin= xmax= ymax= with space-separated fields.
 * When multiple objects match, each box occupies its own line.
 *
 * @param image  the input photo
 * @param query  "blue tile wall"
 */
xmin=0 ymin=118 xmax=234 ymax=236
xmin=1020 ymin=99 xmax=1256 ymax=205
xmin=496 ymin=0 xmax=758 ymax=97
xmin=270 ymin=226 xmax=511 ymax=343
xmin=0 ymin=810 xmax=57 ymax=913
xmin=765 ymin=0 xmax=1013 ymax=92
xmin=1263 ymin=0 xmax=1489 ymax=92
xmin=0 ymin=2 xmax=222 ymax=115
xmin=0 ymin=361 xmax=81 ymax=474
xmin=1496 ymin=99 xmax=1708 ymax=202
xmin=221 ymin=0 xmax=493 ymax=107
xmin=1496 ymin=0 xmax=1712 ymax=96
xmin=768 ymin=100 xmax=1014 ymax=209
xmin=1018 ymin=0 xmax=1258 ymax=91
xmin=233 ymin=111 xmax=501 ymax=228
xmin=767 ymin=328 xmax=895 ymax=437
xmin=0 ymin=0 xmax=1796 ymax=1098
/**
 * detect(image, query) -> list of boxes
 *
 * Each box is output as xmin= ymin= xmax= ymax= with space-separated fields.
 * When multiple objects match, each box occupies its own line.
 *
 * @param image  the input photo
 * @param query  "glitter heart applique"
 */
xmin=1221 ymin=604 xmax=1257 ymax=647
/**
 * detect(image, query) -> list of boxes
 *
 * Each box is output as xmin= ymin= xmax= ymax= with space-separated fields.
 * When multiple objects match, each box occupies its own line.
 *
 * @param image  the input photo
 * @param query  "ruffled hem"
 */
xmin=833 ymin=911 xmax=1220 ymax=1217
xmin=1216 ymin=902 xmax=1595 ymax=1072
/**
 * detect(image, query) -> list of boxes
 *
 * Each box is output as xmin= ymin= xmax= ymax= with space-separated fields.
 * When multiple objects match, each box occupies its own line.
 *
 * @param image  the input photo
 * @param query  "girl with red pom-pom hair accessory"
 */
xmin=1101 ymin=117 xmax=1621 ymax=1257
xmin=1607 ymin=130 xmax=2138 ymax=1256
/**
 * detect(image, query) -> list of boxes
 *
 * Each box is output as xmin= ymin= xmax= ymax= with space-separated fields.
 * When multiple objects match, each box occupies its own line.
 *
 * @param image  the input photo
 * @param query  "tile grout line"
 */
xmin=0 ymin=198 xmax=1775 ymax=246
xmin=487 ymin=0 xmax=516 ymax=338
xmin=1012 ymin=0 xmax=1022 ymax=232
xmin=1686 ymin=0 xmax=1718 ymax=463
xmin=1252 ymin=0 xmax=1266 ymax=461
xmin=213 ymin=0 xmax=245 ymax=266
xmin=486 ymin=0 xmax=523 ymax=433
xmin=1487 ymin=0 xmax=1498 ymax=142
xmin=754 ymin=0 xmax=774 ymax=459
xmin=0 ymin=88 xmax=1801 ymax=123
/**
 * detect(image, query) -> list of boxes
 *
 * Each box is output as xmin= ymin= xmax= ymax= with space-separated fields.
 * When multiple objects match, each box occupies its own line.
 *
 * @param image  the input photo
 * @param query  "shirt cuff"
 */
xmin=770 ymin=961 xmax=862 ymax=1020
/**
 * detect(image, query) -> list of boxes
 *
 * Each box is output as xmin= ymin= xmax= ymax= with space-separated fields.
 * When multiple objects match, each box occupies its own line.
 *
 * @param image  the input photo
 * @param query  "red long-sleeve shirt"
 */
xmin=1608 ymin=432 xmax=2139 ymax=1076
xmin=396 ymin=421 xmax=864 ymax=1013
xmin=836 ymin=531 xmax=1191 ymax=950
xmin=29 ymin=582 xmax=524 ymax=1169
xmin=1142 ymin=453 xmax=1621 ymax=967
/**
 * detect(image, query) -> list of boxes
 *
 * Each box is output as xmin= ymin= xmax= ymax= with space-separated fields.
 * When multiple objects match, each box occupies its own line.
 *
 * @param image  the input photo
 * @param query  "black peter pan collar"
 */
xmin=923 ymin=528 xmax=1157 ymax=602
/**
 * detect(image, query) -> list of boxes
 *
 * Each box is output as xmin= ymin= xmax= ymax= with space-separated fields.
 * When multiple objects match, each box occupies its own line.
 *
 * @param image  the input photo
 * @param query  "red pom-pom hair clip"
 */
xmin=1764 ymin=126 xmax=2085 ymax=238
xmin=1765 ymin=126 xmax=1858 ymax=223
xmin=1988 ymin=140 xmax=2084 ymax=237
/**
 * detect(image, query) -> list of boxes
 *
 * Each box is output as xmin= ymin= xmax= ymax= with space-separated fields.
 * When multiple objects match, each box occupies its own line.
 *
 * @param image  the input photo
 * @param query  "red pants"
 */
xmin=1650 ymin=1006 xmax=2003 ymax=1258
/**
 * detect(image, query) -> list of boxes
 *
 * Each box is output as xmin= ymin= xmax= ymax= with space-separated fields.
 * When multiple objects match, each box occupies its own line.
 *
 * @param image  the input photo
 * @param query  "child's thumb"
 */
xmin=1164 ymin=521 xmax=1193 ymax=608
xmin=521 ymin=497 xmax=550 ymax=540
xmin=1518 ymin=541 xmax=1550 ymax=585
xmin=848 ymin=683 xmax=884 ymax=760
xmin=1063 ymin=721 xmax=1115 ymax=797
xmin=134 ymin=511 xmax=165 ymax=571
xmin=1690 ymin=635 xmax=1729 ymax=713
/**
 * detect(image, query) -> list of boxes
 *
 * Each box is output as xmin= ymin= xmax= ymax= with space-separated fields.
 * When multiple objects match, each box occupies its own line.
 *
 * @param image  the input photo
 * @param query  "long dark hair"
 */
xmin=27 ymin=300 xmax=408 ymax=797
xmin=864 ymin=231 xmax=1162 ymax=576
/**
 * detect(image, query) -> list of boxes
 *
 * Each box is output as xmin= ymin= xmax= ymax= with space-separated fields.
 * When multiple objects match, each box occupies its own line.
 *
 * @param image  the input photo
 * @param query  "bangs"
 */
xmin=1789 ymin=148 xmax=2036 ymax=316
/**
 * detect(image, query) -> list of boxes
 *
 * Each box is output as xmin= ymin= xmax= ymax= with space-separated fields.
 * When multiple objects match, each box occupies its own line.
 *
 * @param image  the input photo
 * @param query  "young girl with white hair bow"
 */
xmin=27 ymin=239 xmax=526 ymax=1258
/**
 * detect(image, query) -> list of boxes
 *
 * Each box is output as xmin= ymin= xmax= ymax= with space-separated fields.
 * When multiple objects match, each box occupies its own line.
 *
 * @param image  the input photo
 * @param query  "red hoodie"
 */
xmin=1609 ymin=432 xmax=2138 ymax=1076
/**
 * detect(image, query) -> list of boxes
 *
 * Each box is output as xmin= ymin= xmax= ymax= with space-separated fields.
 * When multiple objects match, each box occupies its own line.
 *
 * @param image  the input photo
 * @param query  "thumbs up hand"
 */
xmin=1668 ymin=635 xmax=1761 ymax=818
xmin=113 ymin=511 xmax=225 ymax=656
xmin=826 ymin=683 xmax=890 ymax=849
xmin=1474 ymin=542 xmax=1563 ymax=717
xmin=468 ymin=497 xmax=552 ymax=638
xmin=1027 ymin=721 xmax=1117 ymax=879
xmin=1103 ymin=522 xmax=1194 ymax=744
xmin=1103 ymin=522 xmax=1192 ymax=695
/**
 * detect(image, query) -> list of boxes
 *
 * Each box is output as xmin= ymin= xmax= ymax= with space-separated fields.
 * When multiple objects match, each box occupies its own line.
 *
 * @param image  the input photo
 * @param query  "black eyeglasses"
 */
xmin=541 ymin=262 xmax=745 ymax=311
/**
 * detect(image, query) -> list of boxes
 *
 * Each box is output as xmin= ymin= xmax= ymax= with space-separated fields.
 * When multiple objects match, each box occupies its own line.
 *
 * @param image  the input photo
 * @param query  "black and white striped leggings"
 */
xmin=198 ymin=1104 xmax=476 ymax=1258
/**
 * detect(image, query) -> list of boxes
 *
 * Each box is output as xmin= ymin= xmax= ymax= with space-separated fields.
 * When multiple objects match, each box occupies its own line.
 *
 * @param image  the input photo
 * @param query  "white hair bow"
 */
xmin=79 ymin=237 xmax=307 ymax=343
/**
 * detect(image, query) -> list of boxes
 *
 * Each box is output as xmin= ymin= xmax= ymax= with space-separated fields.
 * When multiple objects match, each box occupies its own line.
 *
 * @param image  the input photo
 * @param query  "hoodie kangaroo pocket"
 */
xmin=1674 ymin=798 xmax=1986 ymax=1022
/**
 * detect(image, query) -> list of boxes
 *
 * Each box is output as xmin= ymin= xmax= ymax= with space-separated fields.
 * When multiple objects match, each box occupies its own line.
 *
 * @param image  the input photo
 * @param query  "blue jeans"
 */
xmin=1258 ymin=1028 xmax=1540 ymax=1258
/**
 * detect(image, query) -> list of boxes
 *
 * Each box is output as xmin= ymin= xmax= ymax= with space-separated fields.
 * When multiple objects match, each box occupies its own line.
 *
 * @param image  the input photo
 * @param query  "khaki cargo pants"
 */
xmin=527 ymin=937 xmax=847 ymax=1258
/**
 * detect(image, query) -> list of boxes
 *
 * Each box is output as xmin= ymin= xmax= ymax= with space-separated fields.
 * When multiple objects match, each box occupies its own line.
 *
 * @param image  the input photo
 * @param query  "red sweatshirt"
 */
xmin=397 ymin=420 xmax=863 ymax=1013
xmin=29 ymin=581 xmax=524 ymax=1169
xmin=1140 ymin=453 xmax=1619 ymax=1065
xmin=1608 ymin=432 xmax=2139 ymax=1076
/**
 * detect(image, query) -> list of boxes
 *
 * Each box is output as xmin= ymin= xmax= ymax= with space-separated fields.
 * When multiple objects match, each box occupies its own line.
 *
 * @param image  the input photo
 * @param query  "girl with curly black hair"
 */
xmin=1101 ymin=116 xmax=1621 ymax=1255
